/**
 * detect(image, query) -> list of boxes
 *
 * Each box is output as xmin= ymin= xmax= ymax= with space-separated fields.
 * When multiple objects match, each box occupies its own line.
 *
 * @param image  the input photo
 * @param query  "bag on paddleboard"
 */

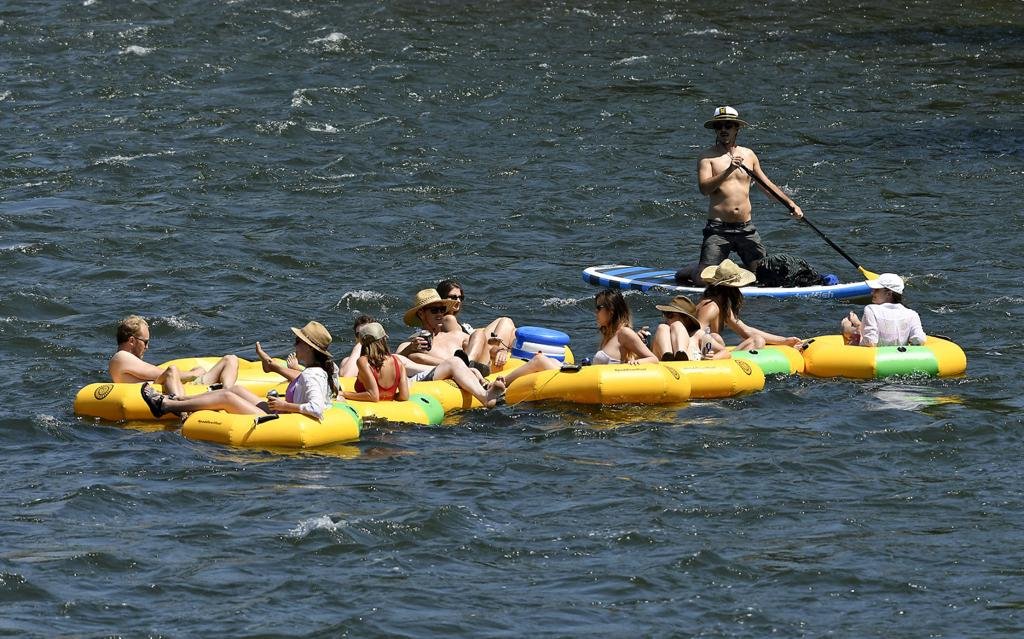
xmin=755 ymin=253 xmax=830 ymax=288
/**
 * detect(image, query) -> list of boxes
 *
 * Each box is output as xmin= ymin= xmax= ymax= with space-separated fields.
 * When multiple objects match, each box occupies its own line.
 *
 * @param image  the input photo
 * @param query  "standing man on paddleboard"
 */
xmin=682 ymin=106 xmax=804 ymax=283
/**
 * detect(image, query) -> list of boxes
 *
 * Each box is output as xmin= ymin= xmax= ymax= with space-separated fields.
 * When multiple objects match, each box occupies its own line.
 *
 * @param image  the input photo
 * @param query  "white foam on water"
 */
xmin=311 ymin=32 xmax=350 ymax=45
xmin=121 ymin=45 xmax=152 ymax=56
xmin=611 ymin=55 xmax=648 ymax=67
xmin=288 ymin=515 xmax=341 ymax=538
xmin=542 ymin=296 xmax=583 ymax=308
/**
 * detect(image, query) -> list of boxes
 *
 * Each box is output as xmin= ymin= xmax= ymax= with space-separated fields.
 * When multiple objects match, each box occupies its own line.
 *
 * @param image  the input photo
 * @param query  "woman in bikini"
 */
xmin=495 ymin=289 xmax=658 ymax=388
xmin=341 ymin=322 xmax=409 ymax=402
xmin=695 ymin=259 xmax=801 ymax=354
xmin=141 ymin=321 xmax=339 ymax=421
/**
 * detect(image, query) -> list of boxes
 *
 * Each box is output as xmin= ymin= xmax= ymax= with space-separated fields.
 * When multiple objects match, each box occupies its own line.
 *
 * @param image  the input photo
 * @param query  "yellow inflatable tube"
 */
xmin=504 ymin=363 xmax=691 ymax=405
xmin=75 ymin=381 xmax=221 ymax=422
xmin=662 ymin=358 xmax=766 ymax=399
xmin=181 ymin=405 xmax=361 ymax=448
xmin=159 ymin=356 xmax=289 ymax=396
xmin=801 ymin=334 xmax=967 ymax=379
xmin=75 ymin=356 xmax=294 ymax=422
xmin=408 ymin=358 xmax=531 ymax=412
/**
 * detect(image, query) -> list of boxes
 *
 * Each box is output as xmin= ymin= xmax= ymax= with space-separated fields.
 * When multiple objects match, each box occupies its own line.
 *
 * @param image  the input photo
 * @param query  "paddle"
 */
xmin=739 ymin=164 xmax=879 ymax=280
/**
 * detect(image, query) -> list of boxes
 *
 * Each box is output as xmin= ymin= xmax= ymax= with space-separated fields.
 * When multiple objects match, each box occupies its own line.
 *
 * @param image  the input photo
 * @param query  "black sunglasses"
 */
xmin=712 ymin=122 xmax=737 ymax=130
xmin=134 ymin=335 xmax=150 ymax=345
xmin=446 ymin=294 xmax=464 ymax=301
xmin=424 ymin=306 xmax=448 ymax=314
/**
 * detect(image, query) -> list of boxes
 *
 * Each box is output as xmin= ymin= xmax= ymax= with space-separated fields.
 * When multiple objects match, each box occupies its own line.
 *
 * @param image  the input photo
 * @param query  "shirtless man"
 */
xmin=436 ymin=279 xmax=516 ymax=372
xmin=695 ymin=106 xmax=803 ymax=276
xmin=396 ymin=290 xmax=504 ymax=408
xmin=108 ymin=315 xmax=239 ymax=396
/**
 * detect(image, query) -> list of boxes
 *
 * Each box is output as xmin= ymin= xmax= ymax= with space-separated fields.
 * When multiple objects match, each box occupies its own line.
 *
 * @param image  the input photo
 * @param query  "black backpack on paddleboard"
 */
xmin=755 ymin=253 xmax=828 ymax=288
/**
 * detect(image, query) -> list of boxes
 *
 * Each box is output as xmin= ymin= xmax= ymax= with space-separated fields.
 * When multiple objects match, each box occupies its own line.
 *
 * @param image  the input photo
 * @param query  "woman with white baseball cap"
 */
xmin=841 ymin=274 xmax=926 ymax=347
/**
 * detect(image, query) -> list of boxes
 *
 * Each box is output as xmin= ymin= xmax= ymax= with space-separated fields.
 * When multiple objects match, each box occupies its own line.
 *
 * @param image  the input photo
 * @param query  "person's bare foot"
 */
xmin=255 ymin=341 xmax=273 ymax=373
xmin=484 ymin=378 xmax=506 ymax=408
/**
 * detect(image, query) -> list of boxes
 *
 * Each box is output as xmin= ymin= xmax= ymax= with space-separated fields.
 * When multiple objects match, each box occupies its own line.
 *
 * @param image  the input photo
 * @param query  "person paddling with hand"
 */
xmin=683 ymin=106 xmax=803 ymax=282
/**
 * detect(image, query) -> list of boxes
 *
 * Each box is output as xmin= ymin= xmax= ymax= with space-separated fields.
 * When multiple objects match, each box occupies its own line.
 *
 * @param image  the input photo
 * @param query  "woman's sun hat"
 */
xmin=867 ymin=273 xmax=905 ymax=295
xmin=700 ymin=259 xmax=757 ymax=287
xmin=704 ymin=105 xmax=749 ymax=129
xmin=403 ymin=289 xmax=457 ymax=327
xmin=654 ymin=295 xmax=701 ymax=332
xmin=291 ymin=321 xmax=333 ymax=356
xmin=357 ymin=321 xmax=388 ymax=343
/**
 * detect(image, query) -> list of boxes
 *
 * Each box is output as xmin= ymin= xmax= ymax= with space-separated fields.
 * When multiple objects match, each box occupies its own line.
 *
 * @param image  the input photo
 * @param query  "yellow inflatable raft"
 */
xmin=801 ymin=334 xmax=967 ymax=379
xmin=662 ymin=358 xmax=766 ymax=399
xmin=75 ymin=381 xmax=218 ymax=422
xmin=504 ymin=362 xmax=692 ymax=405
xmin=180 ymin=404 xmax=362 ymax=448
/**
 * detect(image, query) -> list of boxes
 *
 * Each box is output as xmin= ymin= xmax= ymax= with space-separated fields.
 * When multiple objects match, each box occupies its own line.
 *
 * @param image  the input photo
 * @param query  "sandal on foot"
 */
xmin=140 ymin=382 xmax=167 ymax=418
xmin=674 ymin=351 xmax=689 ymax=362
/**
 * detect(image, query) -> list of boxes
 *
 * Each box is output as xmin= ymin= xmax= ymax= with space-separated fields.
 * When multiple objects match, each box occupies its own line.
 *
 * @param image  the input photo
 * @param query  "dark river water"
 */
xmin=2 ymin=1 xmax=1022 ymax=636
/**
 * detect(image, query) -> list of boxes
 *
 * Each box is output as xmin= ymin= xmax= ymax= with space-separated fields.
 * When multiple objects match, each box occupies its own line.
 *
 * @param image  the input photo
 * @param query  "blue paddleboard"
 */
xmin=582 ymin=264 xmax=873 ymax=300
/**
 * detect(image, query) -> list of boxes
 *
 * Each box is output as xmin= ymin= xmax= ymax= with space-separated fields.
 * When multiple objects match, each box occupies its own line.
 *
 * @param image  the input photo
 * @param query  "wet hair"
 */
xmin=362 ymin=337 xmax=392 ymax=371
xmin=436 ymin=279 xmax=463 ymax=299
xmin=116 ymin=315 xmax=147 ymax=344
xmin=595 ymin=289 xmax=632 ymax=340
xmin=352 ymin=314 xmax=375 ymax=335
xmin=701 ymin=285 xmax=744 ymax=330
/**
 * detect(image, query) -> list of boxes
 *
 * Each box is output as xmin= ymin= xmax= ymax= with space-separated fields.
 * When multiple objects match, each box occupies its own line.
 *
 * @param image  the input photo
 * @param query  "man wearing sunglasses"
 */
xmin=395 ymin=290 xmax=505 ymax=408
xmin=108 ymin=314 xmax=238 ymax=395
xmin=692 ymin=106 xmax=803 ymax=279
xmin=436 ymin=279 xmax=516 ymax=372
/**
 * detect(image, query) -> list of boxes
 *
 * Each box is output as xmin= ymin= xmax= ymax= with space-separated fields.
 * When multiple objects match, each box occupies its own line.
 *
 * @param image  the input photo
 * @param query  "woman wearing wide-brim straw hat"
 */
xmin=651 ymin=295 xmax=705 ymax=361
xmin=695 ymin=260 xmax=803 ymax=353
xmin=140 ymin=321 xmax=341 ymax=421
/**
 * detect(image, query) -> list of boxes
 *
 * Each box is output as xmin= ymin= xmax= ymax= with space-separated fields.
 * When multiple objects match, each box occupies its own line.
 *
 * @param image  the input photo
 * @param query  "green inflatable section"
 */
xmin=874 ymin=346 xmax=940 ymax=378
xmin=732 ymin=348 xmax=793 ymax=375
xmin=409 ymin=393 xmax=445 ymax=425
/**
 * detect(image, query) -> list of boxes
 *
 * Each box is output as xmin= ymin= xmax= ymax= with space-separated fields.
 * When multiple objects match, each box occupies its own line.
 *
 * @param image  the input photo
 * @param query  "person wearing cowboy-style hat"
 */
xmin=688 ymin=105 xmax=804 ymax=285
xmin=694 ymin=259 xmax=803 ymax=354
xmin=399 ymin=288 xmax=494 ymax=377
xmin=651 ymin=295 xmax=705 ymax=361
xmin=841 ymin=273 xmax=927 ymax=347
xmin=394 ymin=288 xmax=507 ymax=409
xmin=403 ymin=289 xmax=457 ymax=328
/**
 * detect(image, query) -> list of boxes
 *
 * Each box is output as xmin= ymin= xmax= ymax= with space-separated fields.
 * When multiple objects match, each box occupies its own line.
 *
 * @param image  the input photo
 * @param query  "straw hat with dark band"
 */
xmin=700 ymin=259 xmax=757 ymax=288
xmin=654 ymin=295 xmax=701 ymax=333
xmin=403 ymin=289 xmax=456 ymax=327
xmin=291 ymin=321 xmax=333 ymax=356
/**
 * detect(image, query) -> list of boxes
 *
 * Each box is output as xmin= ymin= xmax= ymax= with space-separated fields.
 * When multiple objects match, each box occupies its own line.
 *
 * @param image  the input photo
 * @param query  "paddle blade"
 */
xmin=859 ymin=266 xmax=880 ymax=280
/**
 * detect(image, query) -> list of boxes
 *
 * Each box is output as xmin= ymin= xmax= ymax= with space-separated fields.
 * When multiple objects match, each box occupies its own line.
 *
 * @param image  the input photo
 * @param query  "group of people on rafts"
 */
xmin=109 ymin=263 xmax=925 ymax=424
